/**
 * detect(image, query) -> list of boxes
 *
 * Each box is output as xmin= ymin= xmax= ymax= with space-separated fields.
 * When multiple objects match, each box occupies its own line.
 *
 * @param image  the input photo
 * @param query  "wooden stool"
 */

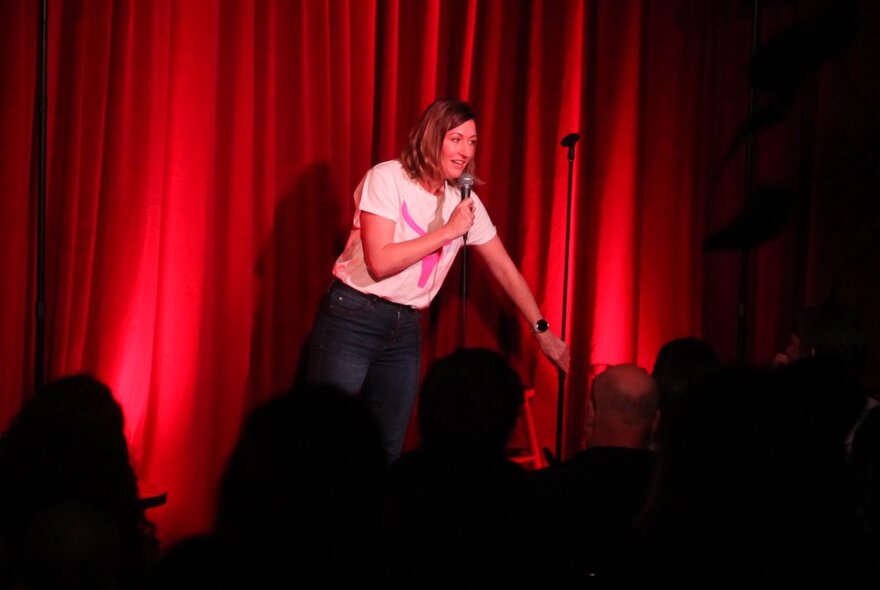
xmin=509 ymin=388 xmax=544 ymax=469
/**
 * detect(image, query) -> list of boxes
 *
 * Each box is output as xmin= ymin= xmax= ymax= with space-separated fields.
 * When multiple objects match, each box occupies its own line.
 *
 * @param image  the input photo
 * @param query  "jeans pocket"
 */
xmin=325 ymin=288 xmax=370 ymax=316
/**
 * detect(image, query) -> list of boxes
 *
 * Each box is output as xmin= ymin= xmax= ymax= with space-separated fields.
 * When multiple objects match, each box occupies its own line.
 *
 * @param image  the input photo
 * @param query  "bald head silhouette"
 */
xmin=590 ymin=364 xmax=659 ymax=449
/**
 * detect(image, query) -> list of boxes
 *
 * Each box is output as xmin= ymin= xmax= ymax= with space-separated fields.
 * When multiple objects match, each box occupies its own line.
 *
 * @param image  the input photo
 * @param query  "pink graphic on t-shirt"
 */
xmin=401 ymin=202 xmax=449 ymax=288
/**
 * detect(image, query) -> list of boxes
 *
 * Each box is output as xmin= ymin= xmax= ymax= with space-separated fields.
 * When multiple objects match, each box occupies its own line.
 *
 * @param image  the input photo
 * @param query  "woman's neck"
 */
xmin=420 ymin=178 xmax=445 ymax=196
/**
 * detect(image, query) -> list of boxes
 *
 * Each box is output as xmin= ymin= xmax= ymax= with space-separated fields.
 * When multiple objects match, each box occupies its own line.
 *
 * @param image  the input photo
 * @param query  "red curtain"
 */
xmin=2 ymin=0 xmax=878 ymax=545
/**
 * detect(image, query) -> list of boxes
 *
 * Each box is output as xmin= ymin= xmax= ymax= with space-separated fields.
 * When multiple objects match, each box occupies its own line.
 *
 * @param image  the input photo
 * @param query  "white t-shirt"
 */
xmin=333 ymin=160 xmax=497 ymax=309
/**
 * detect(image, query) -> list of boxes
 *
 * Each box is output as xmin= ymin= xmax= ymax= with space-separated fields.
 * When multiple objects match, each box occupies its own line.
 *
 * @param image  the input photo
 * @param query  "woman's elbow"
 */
xmin=364 ymin=257 xmax=392 ymax=282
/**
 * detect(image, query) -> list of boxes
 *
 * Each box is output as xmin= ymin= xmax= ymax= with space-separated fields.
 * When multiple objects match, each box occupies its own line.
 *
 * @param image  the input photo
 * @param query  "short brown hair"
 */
xmin=400 ymin=98 xmax=477 ymax=185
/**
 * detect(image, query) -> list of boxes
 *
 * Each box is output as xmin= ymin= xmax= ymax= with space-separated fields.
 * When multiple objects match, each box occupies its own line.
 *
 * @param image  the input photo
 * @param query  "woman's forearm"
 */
xmin=361 ymin=198 xmax=474 ymax=281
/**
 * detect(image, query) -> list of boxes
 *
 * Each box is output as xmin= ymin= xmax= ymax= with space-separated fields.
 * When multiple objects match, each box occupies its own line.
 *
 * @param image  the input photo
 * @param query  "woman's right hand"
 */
xmin=536 ymin=330 xmax=571 ymax=373
xmin=445 ymin=197 xmax=475 ymax=239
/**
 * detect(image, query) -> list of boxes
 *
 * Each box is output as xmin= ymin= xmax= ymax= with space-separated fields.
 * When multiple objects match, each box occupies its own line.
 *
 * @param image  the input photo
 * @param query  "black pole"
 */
xmin=460 ymin=234 xmax=467 ymax=348
xmin=555 ymin=132 xmax=579 ymax=460
xmin=34 ymin=0 xmax=48 ymax=389
xmin=458 ymin=174 xmax=474 ymax=349
xmin=736 ymin=0 xmax=761 ymax=366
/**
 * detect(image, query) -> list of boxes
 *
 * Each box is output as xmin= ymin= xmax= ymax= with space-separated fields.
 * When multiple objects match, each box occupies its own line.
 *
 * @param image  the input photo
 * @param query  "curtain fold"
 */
xmin=0 ymin=0 xmax=37 ymax=428
xmin=2 ymin=0 xmax=877 ymax=544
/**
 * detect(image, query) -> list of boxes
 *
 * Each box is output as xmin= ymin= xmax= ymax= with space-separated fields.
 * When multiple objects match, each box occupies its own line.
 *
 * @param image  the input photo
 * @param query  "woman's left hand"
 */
xmin=535 ymin=331 xmax=570 ymax=373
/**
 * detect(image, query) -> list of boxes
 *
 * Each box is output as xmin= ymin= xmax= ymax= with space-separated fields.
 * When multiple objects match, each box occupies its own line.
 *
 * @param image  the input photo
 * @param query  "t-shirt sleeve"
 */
xmin=465 ymin=191 xmax=498 ymax=246
xmin=356 ymin=165 xmax=401 ymax=224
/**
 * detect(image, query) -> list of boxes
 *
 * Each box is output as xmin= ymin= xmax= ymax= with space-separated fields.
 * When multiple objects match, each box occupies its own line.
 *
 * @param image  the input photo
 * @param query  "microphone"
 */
xmin=458 ymin=173 xmax=475 ymax=244
xmin=459 ymin=172 xmax=475 ymax=201
xmin=561 ymin=133 xmax=580 ymax=162
xmin=560 ymin=133 xmax=580 ymax=147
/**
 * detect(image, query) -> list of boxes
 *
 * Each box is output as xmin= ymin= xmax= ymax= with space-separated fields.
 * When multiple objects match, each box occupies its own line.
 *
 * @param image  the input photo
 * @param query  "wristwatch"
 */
xmin=533 ymin=319 xmax=549 ymax=334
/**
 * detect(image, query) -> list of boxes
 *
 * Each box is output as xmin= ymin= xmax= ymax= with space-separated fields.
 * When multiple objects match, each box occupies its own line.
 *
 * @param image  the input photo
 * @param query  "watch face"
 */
xmin=535 ymin=319 xmax=549 ymax=333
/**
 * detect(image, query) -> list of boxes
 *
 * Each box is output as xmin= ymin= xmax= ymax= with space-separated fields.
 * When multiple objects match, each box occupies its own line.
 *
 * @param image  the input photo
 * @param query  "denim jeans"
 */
xmin=306 ymin=279 xmax=422 ymax=462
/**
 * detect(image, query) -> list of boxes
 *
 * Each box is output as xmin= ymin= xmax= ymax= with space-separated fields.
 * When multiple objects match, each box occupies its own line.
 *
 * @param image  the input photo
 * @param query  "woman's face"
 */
xmin=440 ymin=119 xmax=477 ymax=180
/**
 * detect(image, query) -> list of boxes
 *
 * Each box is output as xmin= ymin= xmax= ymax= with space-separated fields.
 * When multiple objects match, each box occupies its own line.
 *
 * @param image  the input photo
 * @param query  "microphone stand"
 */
xmin=34 ymin=0 xmax=49 ymax=389
xmin=460 ymin=213 xmax=468 ymax=349
xmin=555 ymin=133 xmax=579 ymax=461
xmin=736 ymin=0 xmax=761 ymax=366
xmin=458 ymin=175 xmax=474 ymax=349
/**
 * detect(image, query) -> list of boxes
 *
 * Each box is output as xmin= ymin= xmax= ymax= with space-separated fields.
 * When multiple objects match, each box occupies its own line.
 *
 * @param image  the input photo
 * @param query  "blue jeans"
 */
xmin=306 ymin=279 xmax=422 ymax=462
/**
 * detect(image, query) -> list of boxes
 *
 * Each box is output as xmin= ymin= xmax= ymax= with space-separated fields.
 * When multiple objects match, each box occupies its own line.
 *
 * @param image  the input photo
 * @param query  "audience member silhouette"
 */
xmin=851 ymin=403 xmax=880 ymax=574
xmin=783 ymin=301 xmax=868 ymax=373
xmin=780 ymin=301 xmax=875 ymax=451
xmin=20 ymin=501 xmax=123 ymax=590
xmin=153 ymin=383 xmax=387 ymax=587
xmin=381 ymin=348 xmax=544 ymax=587
xmin=637 ymin=360 xmax=868 ymax=586
xmin=588 ymin=364 xmax=660 ymax=450
xmin=651 ymin=336 xmax=720 ymax=452
xmin=651 ymin=336 xmax=721 ymax=417
xmin=0 ymin=374 xmax=157 ymax=589
xmin=533 ymin=364 xmax=660 ymax=587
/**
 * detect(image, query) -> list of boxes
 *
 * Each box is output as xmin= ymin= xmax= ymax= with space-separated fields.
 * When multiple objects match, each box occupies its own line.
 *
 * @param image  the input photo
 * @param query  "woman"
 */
xmin=307 ymin=98 xmax=569 ymax=461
